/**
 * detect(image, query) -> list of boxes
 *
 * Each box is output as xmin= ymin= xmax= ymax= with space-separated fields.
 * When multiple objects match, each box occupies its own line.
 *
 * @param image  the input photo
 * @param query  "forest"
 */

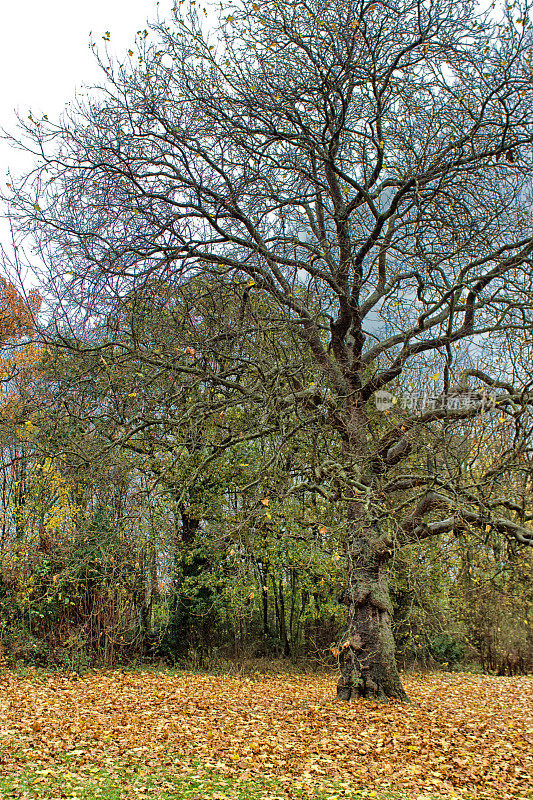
xmin=0 ymin=0 xmax=532 ymax=702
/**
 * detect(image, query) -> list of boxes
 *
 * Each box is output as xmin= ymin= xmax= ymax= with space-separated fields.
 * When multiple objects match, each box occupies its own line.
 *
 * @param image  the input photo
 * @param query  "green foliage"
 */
xmin=428 ymin=633 xmax=466 ymax=667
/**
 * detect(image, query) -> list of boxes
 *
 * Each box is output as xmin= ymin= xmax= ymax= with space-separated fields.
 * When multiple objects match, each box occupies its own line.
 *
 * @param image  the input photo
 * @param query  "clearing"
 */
xmin=0 ymin=670 xmax=531 ymax=799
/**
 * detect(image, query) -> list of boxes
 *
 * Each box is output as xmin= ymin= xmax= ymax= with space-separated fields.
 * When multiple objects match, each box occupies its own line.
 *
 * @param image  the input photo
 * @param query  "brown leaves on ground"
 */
xmin=0 ymin=670 xmax=531 ymax=798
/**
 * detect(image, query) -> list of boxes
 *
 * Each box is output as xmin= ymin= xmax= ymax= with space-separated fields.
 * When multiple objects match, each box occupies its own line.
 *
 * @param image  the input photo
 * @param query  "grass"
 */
xmin=0 ymin=765 xmax=455 ymax=800
xmin=1 ymin=768 xmax=262 ymax=800
xmin=0 ymin=750 xmax=451 ymax=800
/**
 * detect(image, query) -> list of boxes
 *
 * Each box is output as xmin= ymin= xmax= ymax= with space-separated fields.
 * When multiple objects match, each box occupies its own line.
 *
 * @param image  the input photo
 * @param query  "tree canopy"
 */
xmin=3 ymin=0 xmax=533 ymax=698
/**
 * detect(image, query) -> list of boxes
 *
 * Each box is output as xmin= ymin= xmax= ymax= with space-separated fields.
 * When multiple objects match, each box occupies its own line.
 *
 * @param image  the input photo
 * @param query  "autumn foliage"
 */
xmin=0 ymin=277 xmax=40 ymax=344
xmin=0 ymin=275 xmax=41 ymax=421
xmin=0 ymin=670 xmax=531 ymax=798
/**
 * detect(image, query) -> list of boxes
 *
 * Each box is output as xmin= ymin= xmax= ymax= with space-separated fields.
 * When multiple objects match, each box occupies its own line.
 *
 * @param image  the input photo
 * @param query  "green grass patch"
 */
xmin=0 ymin=762 xmax=451 ymax=800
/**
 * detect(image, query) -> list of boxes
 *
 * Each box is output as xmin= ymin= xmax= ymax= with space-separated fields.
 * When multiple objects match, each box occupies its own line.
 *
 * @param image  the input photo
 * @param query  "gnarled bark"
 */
xmin=336 ymin=524 xmax=408 ymax=702
xmin=337 ymin=539 xmax=407 ymax=700
xmin=336 ymin=406 xmax=408 ymax=702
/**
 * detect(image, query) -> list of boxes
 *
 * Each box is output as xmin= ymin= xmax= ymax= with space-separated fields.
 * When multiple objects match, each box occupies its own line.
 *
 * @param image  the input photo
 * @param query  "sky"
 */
xmin=0 ymin=0 xmax=186 ymax=282
xmin=0 ymin=0 xmax=177 ymax=181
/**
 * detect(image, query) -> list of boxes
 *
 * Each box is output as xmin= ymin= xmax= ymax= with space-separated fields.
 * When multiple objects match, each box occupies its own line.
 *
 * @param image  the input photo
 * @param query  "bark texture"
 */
xmin=336 ymin=526 xmax=407 ymax=701
xmin=336 ymin=408 xmax=408 ymax=702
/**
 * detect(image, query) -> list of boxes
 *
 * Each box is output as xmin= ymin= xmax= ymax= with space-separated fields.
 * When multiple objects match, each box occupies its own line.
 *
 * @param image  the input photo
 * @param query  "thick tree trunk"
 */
xmin=336 ymin=407 xmax=408 ymax=702
xmin=336 ymin=544 xmax=407 ymax=701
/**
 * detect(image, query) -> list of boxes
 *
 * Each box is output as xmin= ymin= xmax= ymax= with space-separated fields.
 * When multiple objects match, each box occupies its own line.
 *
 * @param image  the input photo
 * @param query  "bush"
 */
xmin=429 ymin=633 xmax=465 ymax=667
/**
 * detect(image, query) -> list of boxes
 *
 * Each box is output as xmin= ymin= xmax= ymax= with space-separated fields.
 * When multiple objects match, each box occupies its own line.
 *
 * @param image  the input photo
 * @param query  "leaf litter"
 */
xmin=0 ymin=671 xmax=531 ymax=799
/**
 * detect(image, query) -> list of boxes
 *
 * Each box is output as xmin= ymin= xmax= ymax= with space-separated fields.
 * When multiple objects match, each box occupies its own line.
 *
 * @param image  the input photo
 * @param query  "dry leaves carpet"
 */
xmin=0 ymin=670 xmax=531 ymax=799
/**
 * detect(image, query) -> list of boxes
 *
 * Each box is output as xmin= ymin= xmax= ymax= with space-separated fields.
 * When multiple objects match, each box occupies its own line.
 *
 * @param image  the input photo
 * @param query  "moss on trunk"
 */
xmin=336 ymin=514 xmax=408 ymax=702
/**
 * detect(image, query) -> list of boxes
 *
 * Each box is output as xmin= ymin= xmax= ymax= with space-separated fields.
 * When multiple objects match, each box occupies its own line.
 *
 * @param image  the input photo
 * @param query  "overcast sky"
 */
xmin=0 ymin=0 xmax=178 ymax=180
xmin=0 ymin=0 xmax=188 ymax=279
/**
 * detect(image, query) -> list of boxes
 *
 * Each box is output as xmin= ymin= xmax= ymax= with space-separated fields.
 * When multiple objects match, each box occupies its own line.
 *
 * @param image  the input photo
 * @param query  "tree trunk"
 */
xmin=336 ymin=407 xmax=408 ymax=702
xmin=14 ymin=446 xmax=26 ymax=541
xmin=262 ymin=582 xmax=269 ymax=637
xmin=336 ymin=529 xmax=408 ymax=701
xmin=278 ymin=578 xmax=291 ymax=657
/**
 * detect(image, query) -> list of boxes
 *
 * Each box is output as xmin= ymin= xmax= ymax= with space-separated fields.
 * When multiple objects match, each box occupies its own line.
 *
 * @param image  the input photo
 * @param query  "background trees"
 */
xmin=1 ymin=0 xmax=533 ymax=695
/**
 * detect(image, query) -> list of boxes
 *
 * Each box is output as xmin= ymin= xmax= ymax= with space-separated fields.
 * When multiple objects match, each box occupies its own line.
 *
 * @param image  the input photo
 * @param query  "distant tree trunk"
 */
xmin=289 ymin=569 xmax=297 ymax=652
xmin=262 ymin=582 xmax=269 ymax=637
xmin=139 ymin=534 xmax=158 ymax=654
xmin=255 ymin=559 xmax=270 ymax=637
xmin=292 ymin=588 xmax=308 ymax=656
xmin=278 ymin=579 xmax=291 ymax=657
xmin=272 ymin=577 xmax=291 ymax=657
xmin=1 ymin=461 xmax=9 ymax=554
xmin=180 ymin=506 xmax=200 ymax=546
xmin=13 ymin=447 xmax=26 ymax=541
xmin=166 ymin=503 xmax=202 ymax=657
xmin=149 ymin=529 xmax=159 ymax=624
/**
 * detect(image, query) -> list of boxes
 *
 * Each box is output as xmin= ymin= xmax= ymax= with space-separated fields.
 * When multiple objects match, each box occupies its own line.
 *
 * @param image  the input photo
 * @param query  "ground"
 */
xmin=0 ymin=669 xmax=531 ymax=799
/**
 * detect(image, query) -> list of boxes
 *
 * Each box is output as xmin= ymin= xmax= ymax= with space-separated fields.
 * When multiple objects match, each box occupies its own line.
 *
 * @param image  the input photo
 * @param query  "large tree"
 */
xmin=5 ymin=0 xmax=533 ymax=698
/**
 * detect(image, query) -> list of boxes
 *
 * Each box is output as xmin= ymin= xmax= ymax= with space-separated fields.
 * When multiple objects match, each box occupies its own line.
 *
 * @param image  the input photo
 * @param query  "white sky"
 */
xmin=0 ymin=0 xmax=187 ymax=279
xmin=0 ymin=0 xmax=177 ymax=181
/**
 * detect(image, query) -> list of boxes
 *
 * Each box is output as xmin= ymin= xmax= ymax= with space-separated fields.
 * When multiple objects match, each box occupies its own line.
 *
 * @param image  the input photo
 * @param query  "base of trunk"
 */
xmin=336 ymin=663 xmax=408 ymax=701
xmin=335 ymin=608 xmax=409 ymax=702
xmin=336 ymin=648 xmax=409 ymax=701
